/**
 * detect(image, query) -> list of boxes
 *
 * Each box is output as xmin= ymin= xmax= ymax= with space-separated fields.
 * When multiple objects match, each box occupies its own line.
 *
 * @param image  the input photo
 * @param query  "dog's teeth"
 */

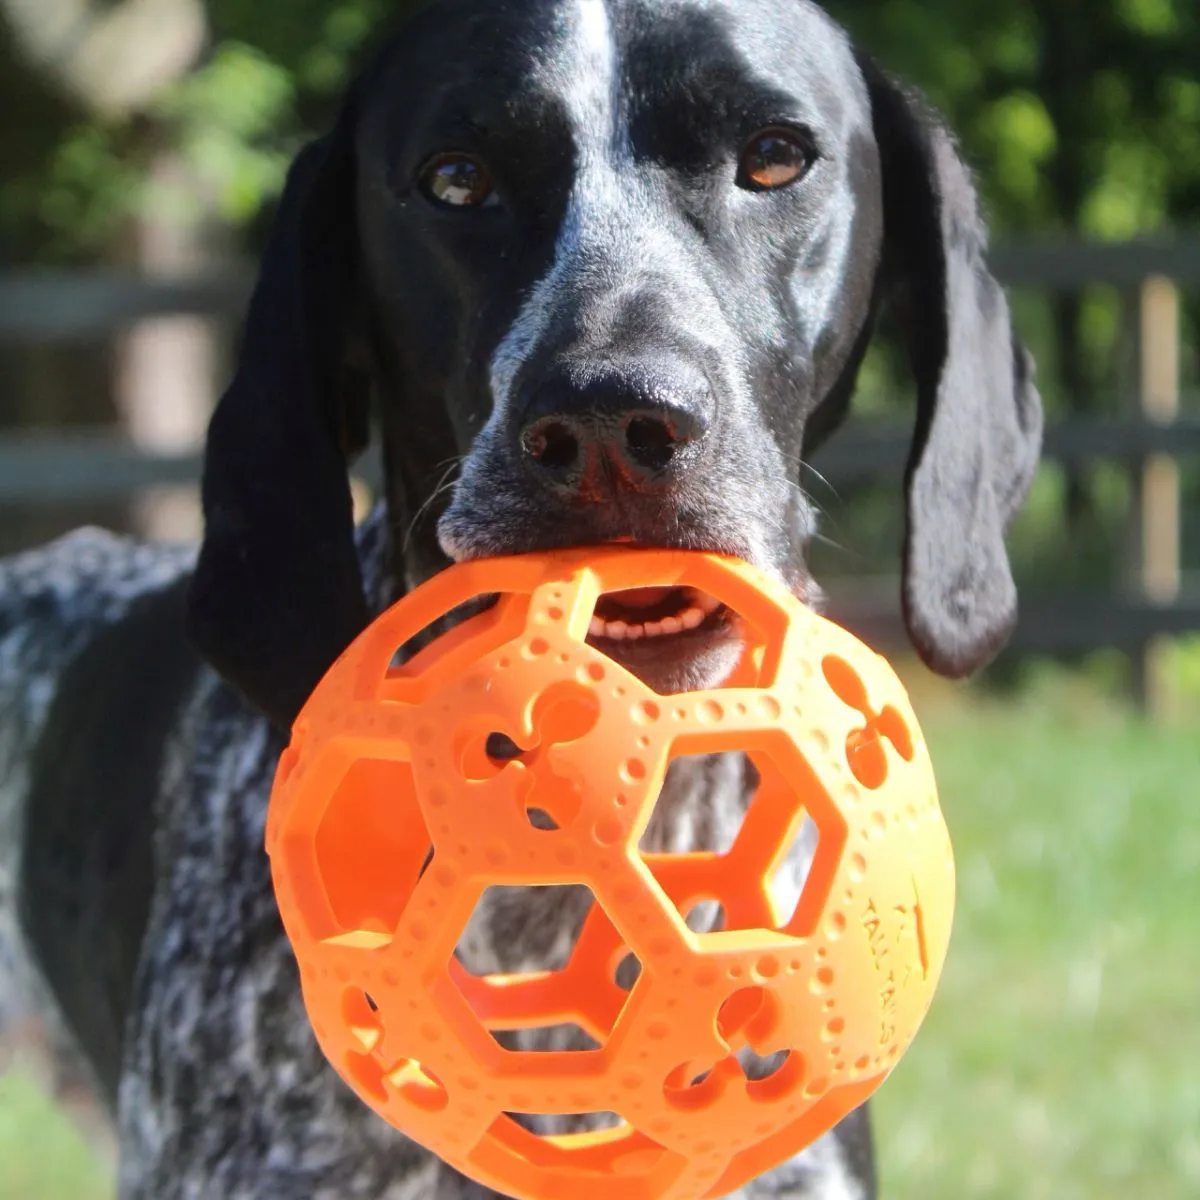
xmin=589 ymin=600 xmax=716 ymax=643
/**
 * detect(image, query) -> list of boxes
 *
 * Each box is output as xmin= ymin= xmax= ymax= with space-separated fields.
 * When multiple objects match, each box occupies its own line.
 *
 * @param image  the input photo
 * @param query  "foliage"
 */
xmin=4 ymin=0 xmax=1200 ymax=258
xmin=826 ymin=0 xmax=1200 ymax=238
xmin=0 ymin=0 xmax=418 ymax=258
xmin=818 ymin=0 xmax=1200 ymax=594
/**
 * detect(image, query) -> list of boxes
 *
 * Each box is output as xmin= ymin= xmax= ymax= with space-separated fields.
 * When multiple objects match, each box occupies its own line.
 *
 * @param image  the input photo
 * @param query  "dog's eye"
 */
xmin=738 ymin=129 xmax=815 ymax=191
xmin=419 ymin=153 xmax=498 ymax=209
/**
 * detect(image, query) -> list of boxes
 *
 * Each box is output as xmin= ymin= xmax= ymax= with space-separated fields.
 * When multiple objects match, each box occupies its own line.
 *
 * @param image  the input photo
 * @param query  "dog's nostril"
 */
xmin=625 ymin=416 xmax=677 ymax=472
xmin=523 ymin=420 xmax=579 ymax=470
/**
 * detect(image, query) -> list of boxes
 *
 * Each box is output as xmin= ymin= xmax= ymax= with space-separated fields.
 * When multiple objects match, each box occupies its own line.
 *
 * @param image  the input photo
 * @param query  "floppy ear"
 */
xmin=186 ymin=101 xmax=370 ymax=731
xmin=861 ymin=57 xmax=1044 ymax=677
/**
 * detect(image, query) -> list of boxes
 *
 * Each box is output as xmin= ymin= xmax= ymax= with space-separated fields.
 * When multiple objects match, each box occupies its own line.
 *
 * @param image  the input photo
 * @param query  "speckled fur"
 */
xmin=0 ymin=529 xmax=197 ymax=1101
xmin=0 ymin=508 xmax=867 ymax=1199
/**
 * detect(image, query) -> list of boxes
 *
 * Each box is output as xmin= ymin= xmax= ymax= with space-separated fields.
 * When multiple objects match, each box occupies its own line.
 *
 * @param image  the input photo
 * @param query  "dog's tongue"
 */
xmin=609 ymin=587 xmax=674 ymax=611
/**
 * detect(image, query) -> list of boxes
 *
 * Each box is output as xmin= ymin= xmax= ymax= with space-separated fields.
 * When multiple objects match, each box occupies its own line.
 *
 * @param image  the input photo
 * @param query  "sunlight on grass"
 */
xmin=0 ymin=1071 xmax=112 ymax=1200
xmin=875 ymin=673 xmax=1200 ymax=1199
xmin=0 ymin=671 xmax=1195 ymax=1198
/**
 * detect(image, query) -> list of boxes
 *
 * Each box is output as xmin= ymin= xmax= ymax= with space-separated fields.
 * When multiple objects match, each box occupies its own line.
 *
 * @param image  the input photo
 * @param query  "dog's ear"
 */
xmin=186 ymin=100 xmax=370 ymax=731
xmin=860 ymin=56 xmax=1043 ymax=678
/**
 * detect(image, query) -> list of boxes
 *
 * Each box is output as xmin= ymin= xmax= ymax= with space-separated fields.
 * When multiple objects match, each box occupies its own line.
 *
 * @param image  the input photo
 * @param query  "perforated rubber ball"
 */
xmin=266 ymin=548 xmax=955 ymax=1200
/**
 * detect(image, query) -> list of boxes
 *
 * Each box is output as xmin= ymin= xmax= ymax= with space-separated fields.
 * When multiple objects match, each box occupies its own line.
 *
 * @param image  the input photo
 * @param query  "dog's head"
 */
xmin=187 ymin=0 xmax=1043 ymax=730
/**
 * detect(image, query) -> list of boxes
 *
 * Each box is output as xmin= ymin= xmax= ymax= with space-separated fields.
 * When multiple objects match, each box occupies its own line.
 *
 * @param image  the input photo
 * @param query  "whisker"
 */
xmin=798 ymin=460 xmax=841 ymax=502
xmin=809 ymin=532 xmax=863 ymax=562
xmin=403 ymin=459 xmax=465 ymax=549
xmin=772 ymin=446 xmax=844 ymax=506
xmin=770 ymin=473 xmax=854 ymax=547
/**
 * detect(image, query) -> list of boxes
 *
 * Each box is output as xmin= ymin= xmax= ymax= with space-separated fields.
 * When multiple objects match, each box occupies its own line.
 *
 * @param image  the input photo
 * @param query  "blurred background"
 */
xmin=0 ymin=0 xmax=1197 ymax=1197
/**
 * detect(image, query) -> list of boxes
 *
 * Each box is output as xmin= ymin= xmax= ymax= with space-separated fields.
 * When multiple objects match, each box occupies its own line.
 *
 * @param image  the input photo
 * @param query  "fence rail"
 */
xmin=3 ymin=237 xmax=1200 ymax=342
xmin=835 ymin=591 xmax=1200 ymax=657
xmin=1 ymin=236 xmax=1198 ymax=711
xmin=0 ymin=271 xmax=251 ymax=339
xmin=3 ymin=415 xmax=1198 ymax=504
xmin=810 ymin=413 xmax=1200 ymax=481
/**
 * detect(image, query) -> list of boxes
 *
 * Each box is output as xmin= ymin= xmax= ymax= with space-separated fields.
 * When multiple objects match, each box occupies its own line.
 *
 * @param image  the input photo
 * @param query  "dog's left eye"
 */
xmin=419 ymin=153 xmax=498 ymax=209
xmin=738 ymin=129 xmax=815 ymax=191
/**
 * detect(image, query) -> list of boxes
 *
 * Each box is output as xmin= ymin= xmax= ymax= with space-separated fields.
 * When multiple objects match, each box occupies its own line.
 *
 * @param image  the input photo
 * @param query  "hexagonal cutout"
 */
xmin=474 ymin=1113 xmax=681 ymax=1188
xmin=376 ymin=589 xmax=532 ymax=703
xmin=451 ymin=885 xmax=642 ymax=1052
xmin=313 ymin=758 xmax=432 ymax=944
xmin=491 ymin=1024 xmax=602 ymax=1054
xmin=388 ymin=594 xmax=500 ymax=672
xmin=612 ymin=947 xmax=643 ymax=990
xmin=586 ymin=583 xmax=778 ymax=691
xmin=638 ymin=751 xmax=758 ymax=858
xmin=505 ymin=1109 xmax=623 ymax=1137
xmin=640 ymin=748 xmax=835 ymax=938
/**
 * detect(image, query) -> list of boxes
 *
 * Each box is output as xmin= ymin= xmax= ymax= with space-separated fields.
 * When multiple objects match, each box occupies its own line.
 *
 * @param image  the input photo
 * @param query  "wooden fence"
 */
xmin=1 ymin=237 xmax=1197 ymax=711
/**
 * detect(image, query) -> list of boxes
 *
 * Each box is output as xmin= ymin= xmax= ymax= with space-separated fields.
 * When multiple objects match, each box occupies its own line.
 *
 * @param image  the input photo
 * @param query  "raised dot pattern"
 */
xmin=267 ymin=549 xmax=955 ymax=1200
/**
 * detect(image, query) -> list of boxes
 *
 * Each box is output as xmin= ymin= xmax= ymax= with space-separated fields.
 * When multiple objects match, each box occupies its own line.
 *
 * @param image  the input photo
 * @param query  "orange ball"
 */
xmin=266 ymin=548 xmax=955 ymax=1200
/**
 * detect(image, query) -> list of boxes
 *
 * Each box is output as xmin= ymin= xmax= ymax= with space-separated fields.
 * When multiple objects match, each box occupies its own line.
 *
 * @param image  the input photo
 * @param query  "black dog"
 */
xmin=0 ymin=1 xmax=1042 ymax=1196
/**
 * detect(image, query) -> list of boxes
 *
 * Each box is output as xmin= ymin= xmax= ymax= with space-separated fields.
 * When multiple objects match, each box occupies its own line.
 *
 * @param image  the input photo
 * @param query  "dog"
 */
xmin=0 ymin=0 xmax=1043 ymax=1195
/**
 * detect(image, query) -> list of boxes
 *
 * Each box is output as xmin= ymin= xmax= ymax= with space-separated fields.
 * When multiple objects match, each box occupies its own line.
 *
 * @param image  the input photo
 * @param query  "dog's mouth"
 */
xmin=587 ymin=586 xmax=726 ymax=642
xmin=393 ymin=583 xmax=739 ymax=692
xmin=584 ymin=585 xmax=741 ymax=693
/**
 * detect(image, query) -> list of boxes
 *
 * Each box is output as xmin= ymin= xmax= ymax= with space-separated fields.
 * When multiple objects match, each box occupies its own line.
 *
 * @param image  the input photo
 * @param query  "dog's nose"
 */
xmin=516 ymin=365 xmax=713 ymax=495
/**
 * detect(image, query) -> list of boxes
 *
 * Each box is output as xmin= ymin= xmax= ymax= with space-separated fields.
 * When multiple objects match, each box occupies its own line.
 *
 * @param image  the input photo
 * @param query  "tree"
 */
xmin=825 ymin=0 xmax=1199 ymax=588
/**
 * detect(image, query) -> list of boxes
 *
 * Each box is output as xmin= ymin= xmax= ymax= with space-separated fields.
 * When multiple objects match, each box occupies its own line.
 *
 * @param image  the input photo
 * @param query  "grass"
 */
xmin=874 ymin=665 xmax=1200 ymax=1199
xmin=0 ymin=1072 xmax=111 ymax=1200
xmin=2 ymin=667 xmax=1197 ymax=1199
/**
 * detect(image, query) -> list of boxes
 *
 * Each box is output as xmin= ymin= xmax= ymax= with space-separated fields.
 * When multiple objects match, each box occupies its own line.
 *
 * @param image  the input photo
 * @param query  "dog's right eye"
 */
xmin=419 ymin=153 xmax=498 ymax=209
xmin=737 ymin=128 xmax=816 ymax=192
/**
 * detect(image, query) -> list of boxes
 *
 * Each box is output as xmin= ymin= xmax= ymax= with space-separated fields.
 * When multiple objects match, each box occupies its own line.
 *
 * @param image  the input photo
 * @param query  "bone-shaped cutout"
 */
xmin=821 ymin=656 xmax=915 ymax=790
xmin=662 ymin=985 xmax=803 ymax=1111
xmin=456 ymin=680 xmax=602 ymax=778
xmin=455 ymin=681 xmax=603 ymax=829
xmin=342 ymin=988 xmax=449 ymax=1112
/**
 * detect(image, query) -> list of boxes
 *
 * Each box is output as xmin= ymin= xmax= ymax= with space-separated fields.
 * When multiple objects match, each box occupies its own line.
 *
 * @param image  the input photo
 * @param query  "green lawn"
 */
xmin=0 ymin=1071 xmax=112 ymax=1200
xmin=2 ymin=671 xmax=1197 ymax=1199
xmin=875 ymin=671 xmax=1200 ymax=1199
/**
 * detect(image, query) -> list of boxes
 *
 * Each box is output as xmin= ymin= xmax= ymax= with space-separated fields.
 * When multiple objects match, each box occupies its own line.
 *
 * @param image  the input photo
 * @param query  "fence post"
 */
xmin=1130 ymin=274 xmax=1181 ymax=717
